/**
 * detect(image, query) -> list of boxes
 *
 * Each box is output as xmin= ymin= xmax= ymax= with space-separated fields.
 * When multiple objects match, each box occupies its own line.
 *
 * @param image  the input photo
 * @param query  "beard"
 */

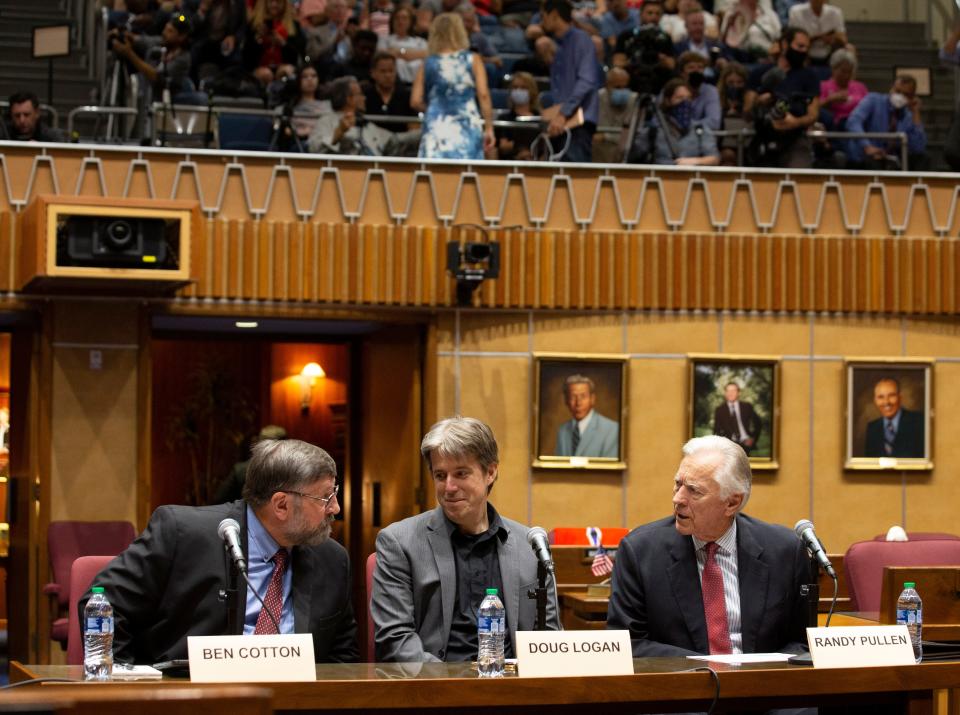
xmin=285 ymin=507 xmax=333 ymax=546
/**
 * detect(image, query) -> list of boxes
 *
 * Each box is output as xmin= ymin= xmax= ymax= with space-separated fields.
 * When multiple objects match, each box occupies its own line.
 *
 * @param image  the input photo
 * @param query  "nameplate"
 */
xmin=187 ymin=634 xmax=315 ymax=682
xmin=806 ymin=626 xmax=916 ymax=668
xmin=516 ymin=630 xmax=633 ymax=678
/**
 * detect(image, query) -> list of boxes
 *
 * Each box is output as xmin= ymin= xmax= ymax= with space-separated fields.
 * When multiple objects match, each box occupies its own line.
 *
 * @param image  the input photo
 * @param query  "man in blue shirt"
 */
xmin=542 ymin=0 xmax=602 ymax=162
xmin=845 ymin=75 xmax=928 ymax=171
xmin=598 ymin=0 xmax=640 ymax=54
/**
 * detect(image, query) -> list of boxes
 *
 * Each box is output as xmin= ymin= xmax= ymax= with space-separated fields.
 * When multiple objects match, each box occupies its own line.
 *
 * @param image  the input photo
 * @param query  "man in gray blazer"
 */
xmin=371 ymin=416 xmax=560 ymax=662
xmin=555 ymin=374 xmax=620 ymax=458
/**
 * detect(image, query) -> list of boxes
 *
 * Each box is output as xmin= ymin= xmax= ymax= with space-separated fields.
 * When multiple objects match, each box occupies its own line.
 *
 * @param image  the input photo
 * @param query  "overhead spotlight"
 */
xmin=446 ymin=224 xmax=501 ymax=307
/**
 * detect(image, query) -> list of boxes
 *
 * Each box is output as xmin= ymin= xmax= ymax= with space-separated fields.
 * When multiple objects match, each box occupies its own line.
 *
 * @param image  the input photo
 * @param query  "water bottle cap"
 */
xmin=91 ymin=587 xmax=105 ymax=594
xmin=904 ymin=582 xmax=916 ymax=589
xmin=485 ymin=588 xmax=498 ymax=595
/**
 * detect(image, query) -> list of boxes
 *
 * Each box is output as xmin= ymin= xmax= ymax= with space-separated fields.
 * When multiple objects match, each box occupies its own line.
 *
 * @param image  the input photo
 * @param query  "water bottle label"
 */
xmin=896 ymin=608 xmax=919 ymax=625
xmin=478 ymin=616 xmax=505 ymax=633
xmin=86 ymin=616 xmax=114 ymax=634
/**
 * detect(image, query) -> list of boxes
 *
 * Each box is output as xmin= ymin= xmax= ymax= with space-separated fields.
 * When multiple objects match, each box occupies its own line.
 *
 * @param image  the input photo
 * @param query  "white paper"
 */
xmin=111 ymin=664 xmax=163 ymax=679
xmin=687 ymin=652 xmax=795 ymax=663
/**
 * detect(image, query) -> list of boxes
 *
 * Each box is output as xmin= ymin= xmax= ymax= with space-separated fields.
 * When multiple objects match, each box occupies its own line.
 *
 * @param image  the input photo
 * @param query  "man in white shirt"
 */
xmin=788 ymin=0 xmax=846 ymax=65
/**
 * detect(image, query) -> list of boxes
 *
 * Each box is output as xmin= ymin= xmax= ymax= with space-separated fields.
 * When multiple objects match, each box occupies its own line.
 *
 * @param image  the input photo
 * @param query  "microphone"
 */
xmin=526 ymin=526 xmax=555 ymax=575
xmin=218 ymin=518 xmax=247 ymax=575
xmin=794 ymin=519 xmax=836 ymax=579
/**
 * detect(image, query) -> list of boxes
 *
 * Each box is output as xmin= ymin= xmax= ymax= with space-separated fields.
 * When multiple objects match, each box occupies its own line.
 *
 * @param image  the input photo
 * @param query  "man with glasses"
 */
xmin=371 ymin=416 xmax=559 ymax=662
xmin=83 ymin=439 xmax=358 ymax=665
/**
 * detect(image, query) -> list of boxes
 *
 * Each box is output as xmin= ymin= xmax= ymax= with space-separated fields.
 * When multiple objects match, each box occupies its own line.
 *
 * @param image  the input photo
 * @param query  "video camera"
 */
xmin=617 ymin=26 xmax=674 ymax=96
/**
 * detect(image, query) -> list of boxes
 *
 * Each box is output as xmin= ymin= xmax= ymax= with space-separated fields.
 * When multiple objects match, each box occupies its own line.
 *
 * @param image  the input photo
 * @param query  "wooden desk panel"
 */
xmin=11 ymin=660 xmax=960 ymax=715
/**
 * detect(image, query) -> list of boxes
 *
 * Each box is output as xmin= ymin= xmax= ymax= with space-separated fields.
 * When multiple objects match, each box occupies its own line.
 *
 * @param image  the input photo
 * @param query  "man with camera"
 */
xmin=614 ymin=0 xmax=676 ymax=97
xmin=110 ymin=13 xmax=193 ymax=99
xmin=744 ymin=27 xmax=819 ymax=168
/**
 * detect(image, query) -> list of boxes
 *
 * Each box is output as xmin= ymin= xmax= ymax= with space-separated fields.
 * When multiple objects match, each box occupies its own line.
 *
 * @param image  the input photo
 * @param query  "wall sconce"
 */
xmin=299 ymin=362 xmax=325 ymax=414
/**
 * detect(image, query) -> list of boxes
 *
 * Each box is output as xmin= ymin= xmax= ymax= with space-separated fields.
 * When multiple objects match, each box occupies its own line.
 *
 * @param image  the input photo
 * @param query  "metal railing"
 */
xmin=67 ymin=106 xmax=139 ymax=142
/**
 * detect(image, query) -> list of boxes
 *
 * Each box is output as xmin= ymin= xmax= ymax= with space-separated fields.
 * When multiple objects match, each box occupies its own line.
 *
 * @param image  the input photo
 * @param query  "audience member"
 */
xmin=333 ymin=29 xmax=379 ymax=83
xmin=499 ymin=0 xmax=539 ymax=27
xmin=940 ymin=19 xmax=960 ymax=65
xmin=818 ymin=48 xmax=865 ymax=130
xmin=649 ymin=78 xmax=720 ymax=164
xmin=745 ymin=27 xmax=818 ymax=168
xmin=598 ymin=0 xmax=641 ymax=53
xmin=787 ymin=0 xmax=846 ymax=69
xmin=614 ymin=1 xmax=676 ymax=94
xmin=289 ymin=64 xmax=330 ymax=140
xmin=673 ymin=7 xmax=724 ymax=68
xmin=593 ymin=66 xmax=637 ymax=162
xmin=303 ymin=0 xmax=351 ymax=67
xmin=188 ymin=0 xmax=244 ymax=84
xmin=511 ymin=35 xmax=555 ymax=76
xmin=242 ymin=0 xmax=305 ymax=87
xmin=379 ymin=6 xmax=429 ymax=83
xmin=678 ymin=51 xmax=721 ymax=130
xmin=846 ymin=75 xmax=928 ymax=171
xmin=111 ymin=13 xmax=194 ymax=98
xmin=542 ymin=0 xmax=602 ymax=161
xmin=661 ymin=0 xmax=717 ymax=43
xmin=461 ymin=6 xmax=501 ymax=66
xmin=364 ymin=52 xmax=415 ymax=131
xmin=308 ymin=75 xmax=414 ymax=154
xmin=496 ymin=71 xmax=541 ymax=160
xmin=639 ymin=0 xmax=665 ymax=27
xmin=3 ymin=92 xmax=64 ymax=142
xmin=717 ymin=61 xmax=749 ymax=164
xmin=411 ymin=13 xmax=494 ymax=159
xmin=720 ymin=0 xmax=780 ymax=61
xmin=368 ymin=0 xmax=396 ymax=38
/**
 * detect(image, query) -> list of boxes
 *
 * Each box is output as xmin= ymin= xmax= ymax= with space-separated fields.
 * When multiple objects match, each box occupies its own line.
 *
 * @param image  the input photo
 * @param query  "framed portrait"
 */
xmin=845 ymin=359 xmax=933 ymax=470
xmin=533 ymin=353 xmax=627 ymax=470
xmin=689 ymin=355 xmax=779 ymax=470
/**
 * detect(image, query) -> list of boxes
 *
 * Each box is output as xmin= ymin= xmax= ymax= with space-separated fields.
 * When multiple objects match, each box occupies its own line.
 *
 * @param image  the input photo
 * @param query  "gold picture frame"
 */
xmin=845 ymin=358 xmax=933 ymax=471
xmin=688 ymin=354 xmax=780 ymax=470
xmin=533 ymin=353 xmax=628 ymax=470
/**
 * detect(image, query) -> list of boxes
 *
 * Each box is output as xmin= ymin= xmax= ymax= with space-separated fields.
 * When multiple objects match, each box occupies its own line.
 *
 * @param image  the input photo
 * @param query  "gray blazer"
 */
xmin=555 ymin=411 xmax=620 ymax=458
xmin=371 ymin=506 xmax=560 ymax=662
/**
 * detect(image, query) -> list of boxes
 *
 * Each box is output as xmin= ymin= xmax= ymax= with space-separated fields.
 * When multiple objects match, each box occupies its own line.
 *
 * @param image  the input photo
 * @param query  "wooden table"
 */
xmin=12 ymin=659 xmax=960 ymax=714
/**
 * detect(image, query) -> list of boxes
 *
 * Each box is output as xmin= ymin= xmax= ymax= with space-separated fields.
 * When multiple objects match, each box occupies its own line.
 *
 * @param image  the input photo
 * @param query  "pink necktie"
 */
xmin=702 ymin=542 xmax=732 ymax=655
xmin=254 ymin=548 xmax=288 ymax=634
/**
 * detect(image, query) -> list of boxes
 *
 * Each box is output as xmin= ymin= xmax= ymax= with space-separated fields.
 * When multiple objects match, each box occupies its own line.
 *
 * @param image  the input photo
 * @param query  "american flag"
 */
xmin=592 ymin=545 xmax=614 ymax=577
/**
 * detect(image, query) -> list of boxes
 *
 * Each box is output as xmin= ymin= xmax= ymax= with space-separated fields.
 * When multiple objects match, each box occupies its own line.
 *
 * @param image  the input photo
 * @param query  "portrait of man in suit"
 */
xmin=864 ymin=377 xmax=925 ymax=459
xmin=554 ymin=374 xmax=620 ymax=459
xmin=712 ymin=382 xmax=761 ymax=454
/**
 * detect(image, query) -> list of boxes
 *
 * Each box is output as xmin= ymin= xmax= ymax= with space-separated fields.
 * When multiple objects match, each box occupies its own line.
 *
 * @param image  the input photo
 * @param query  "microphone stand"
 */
xmin=527 ymin=560 xmax=550 ymax=631
xmin=218 ymin=541 xmax=244 ymax=635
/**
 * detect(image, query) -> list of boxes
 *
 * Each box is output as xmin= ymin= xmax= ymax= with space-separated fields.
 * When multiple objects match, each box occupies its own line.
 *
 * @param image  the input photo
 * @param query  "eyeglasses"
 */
xmin=282 ymin=484 xmax=339 ymax=507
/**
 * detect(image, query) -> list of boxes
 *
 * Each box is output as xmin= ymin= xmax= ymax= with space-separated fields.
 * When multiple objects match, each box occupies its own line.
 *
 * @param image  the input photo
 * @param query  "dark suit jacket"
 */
xmin=712 ymin=400 xmax=761 ymax=452
xmin=606 ymin=514 xmax=812 ymax=657
xmin=672 ymin=37 xmax=725 ymax=59
xmin=83 ymin=501 xmax=358 ymax=664
xmin=865 ymin=408 xmax=925 ymax=458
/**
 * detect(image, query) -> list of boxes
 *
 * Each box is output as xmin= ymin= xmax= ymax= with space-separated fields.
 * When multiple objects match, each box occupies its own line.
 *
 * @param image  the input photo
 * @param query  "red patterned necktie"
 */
xmin=254 ymin=548 xmax=288 ymax=634
xmin=702 ymin=542 xmax=732 ymax=655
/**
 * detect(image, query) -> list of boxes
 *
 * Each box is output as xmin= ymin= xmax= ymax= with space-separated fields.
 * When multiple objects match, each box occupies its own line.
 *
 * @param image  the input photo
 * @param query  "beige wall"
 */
xmin=435 ymin=310 xmax=960 ymax=552
xmin=48 ymin=301 xmax=139 ymax=523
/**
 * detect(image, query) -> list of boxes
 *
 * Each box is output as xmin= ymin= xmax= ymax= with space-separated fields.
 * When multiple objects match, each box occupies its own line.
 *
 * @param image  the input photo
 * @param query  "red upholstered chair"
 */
xmin=45 ymin=521 xmax=136 ymax=649
xmin=66 ymin=555 xmax=116 ymax=665
xmin=365 ymin=553 xmax=377 ymax=662
xmin=872 ymin=532 xmax=960 ymax=541
xmin=844 ymin=539 xmax=960 ymax=612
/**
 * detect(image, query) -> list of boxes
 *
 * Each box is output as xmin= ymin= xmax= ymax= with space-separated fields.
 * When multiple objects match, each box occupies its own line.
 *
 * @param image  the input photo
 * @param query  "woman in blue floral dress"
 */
xmin=411 ymin=13 xmax=495 ymax=159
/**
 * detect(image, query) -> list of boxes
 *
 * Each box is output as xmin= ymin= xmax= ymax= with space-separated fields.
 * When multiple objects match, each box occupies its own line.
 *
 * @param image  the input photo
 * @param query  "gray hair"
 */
xmin=681 ymin=435 xmax=751 ymax=509
xmin=329 ymin=76 xmax=357 ymax=111
xmin=243 ymin=439 xmax=337 ymax=508
xmin=420 ymin=416 xmax=499 ymax=472
xmin=829 ymin=48 xmax=856 ymax=70
xmin=563 ymin=374 xmax=596 ymax=397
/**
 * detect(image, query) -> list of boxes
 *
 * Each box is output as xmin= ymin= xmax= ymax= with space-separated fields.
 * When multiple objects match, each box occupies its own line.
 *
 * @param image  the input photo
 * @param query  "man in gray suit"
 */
xmin=555 ymin=374 xmax=620 ymax=458
xmin=371 ymin=416 xmax=560 ymax=662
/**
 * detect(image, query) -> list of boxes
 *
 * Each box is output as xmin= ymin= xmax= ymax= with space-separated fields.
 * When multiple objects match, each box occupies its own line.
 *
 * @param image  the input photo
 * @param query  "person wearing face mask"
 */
xmin=744 ymin=26 xmax=820 ymax=168
xmin=496 ymin=71 xmax=541 ymax=160
xmin=594 ymin=67 xmax=637 ymax=162
xmin=677 ymin=51 xmax=720 ymax=130
xmin=650 ymin=78 xmax=720 ymax=165
xmin=845 ymin=75 xmax=927 ymax=171
xmin=717 ymin=62 xmax=748 ymax=165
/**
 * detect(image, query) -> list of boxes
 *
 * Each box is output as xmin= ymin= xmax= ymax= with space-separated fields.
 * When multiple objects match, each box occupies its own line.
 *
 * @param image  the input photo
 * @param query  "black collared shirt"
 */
xmin=443 ymin=504 xmax=512 ymax=662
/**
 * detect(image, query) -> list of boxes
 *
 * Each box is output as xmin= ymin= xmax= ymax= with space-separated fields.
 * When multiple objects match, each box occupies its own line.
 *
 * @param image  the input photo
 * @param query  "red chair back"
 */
xmin=66 ymin=555 xmax=116 ymax=665
xmin=365 ymin=553 xmax=376 ymax=662
xmin=47 ymin=521 xmax=136 ymax=609
xmin=872 ymin=532 xmax=960 ymax=541
xmin=844 ymin=539 xmax=960 ymax=612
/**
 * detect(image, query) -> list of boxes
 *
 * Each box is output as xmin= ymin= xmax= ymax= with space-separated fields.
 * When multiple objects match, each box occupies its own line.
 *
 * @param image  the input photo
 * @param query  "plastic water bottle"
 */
xmin=83 ymin=586 xmax=114 ymax=681
xmin=477 ymin=587 xmax=505 ymax=678
xmin=896 ymin=581 xmax=922 ymax=663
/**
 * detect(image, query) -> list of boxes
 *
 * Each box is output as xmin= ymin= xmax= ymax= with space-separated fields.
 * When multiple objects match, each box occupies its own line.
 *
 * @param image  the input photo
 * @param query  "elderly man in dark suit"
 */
xmin=607 ymin=436 xmax=811 ymax=657
xmin=371 ymin=416 xmax=559 ymax=662
xmin=864 ymin=377 xmax=925 ymax=458
xmin=83 ymin=439 xmax=358 ymax=664
xmin=712 ymin=381 xmax=761 ymax=454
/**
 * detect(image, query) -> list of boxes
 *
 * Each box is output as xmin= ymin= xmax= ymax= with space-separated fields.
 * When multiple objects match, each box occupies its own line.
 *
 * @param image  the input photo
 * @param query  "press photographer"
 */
xmin=613 ymin=2 xmax=675 ymax=96
xmin=110 ymin=13 xmax=193 ymax=99
xmin=744 ymin=27 xmax=819 ymax=168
